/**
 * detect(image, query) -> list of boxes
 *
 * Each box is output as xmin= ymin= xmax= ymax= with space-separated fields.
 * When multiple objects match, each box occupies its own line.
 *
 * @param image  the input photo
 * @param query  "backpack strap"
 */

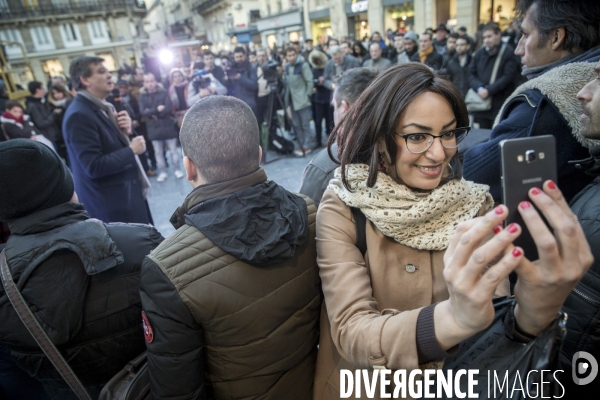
xmin=350 ymin=207 xmax=367 ymax=257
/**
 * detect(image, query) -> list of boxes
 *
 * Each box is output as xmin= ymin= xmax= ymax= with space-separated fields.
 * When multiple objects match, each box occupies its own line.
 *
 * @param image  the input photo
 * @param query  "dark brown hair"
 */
xmin=328 ymin=63 xmax=469 ymax=190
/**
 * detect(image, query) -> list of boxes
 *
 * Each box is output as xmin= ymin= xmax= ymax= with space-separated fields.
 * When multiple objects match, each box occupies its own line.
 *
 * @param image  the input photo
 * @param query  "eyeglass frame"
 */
xmin=395 ymin=127 xmax=472 ymax=154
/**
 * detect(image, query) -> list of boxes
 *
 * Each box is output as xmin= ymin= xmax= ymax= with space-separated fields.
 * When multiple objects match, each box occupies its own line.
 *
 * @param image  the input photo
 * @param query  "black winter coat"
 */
xmin=229 ymin=60 xmax=258 ymax=110
xmin=139 ymin=84 xmax=178 ymax=141
xmin=312 ymin=67 xmax=331 ymax=104
xmin=468 ymin=43 xmax=518 ymax=120
xmin=26 ymin=97 xmax=60 ymax=142
xmin=560 ymin=147 xmax=600 ymax=395
xmin=446 ymin=53 xmax=472 ymax=97
xmin=0 ymin=203 xmax=163 ymax=399
xmin=410 ymin=49 xmax=444 ymax=70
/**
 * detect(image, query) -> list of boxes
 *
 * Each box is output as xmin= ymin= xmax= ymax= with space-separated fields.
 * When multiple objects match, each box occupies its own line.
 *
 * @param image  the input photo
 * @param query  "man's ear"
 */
xmin=258 ymin=145 xmax=263 ymax=164
xmin=79 ymin=76 xmax=88 ymax=90
xmin=551 ymin=27 xmax=567 ymax=50
xmin=183 ymin=156 xmax=197 ymax=182
xmin=342 ymin=100 xmax=350 ymax=113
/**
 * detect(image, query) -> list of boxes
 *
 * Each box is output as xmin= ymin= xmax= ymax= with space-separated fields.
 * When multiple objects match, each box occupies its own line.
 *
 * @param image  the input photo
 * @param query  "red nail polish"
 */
xmin=531 ymin=188 xmax=542 ymax=195
xmin=520 ymin=201 xmax=531 ymax=209
xmin=507 ymin=223 xmax=518 ymax=234
xmin=493 ymin=226 xmax=502 ymax=234
xmin=512 ymin=248 xmax=522 ymax=257
xmin=495 ymin=206 xmax=504 ymax=215
xmin=548 ymin=181 xmax=556 ymax=190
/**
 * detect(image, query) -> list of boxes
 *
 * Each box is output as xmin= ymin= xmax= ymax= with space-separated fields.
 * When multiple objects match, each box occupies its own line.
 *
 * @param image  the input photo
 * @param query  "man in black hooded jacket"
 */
xmin=0 ymin=139 xmax=163 ymax=399
xmin=139 ymin=96 xmax=321 ymax=399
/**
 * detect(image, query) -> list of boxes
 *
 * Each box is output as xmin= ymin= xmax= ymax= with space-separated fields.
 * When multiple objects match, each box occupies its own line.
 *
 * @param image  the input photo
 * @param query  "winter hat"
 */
xmin=0 ymin=139 xmax=74 ymax=221
xmin=309 ymin=50 xmax=328 ymax=69
xmin=404 ymin=31 xmax=419 ymax=44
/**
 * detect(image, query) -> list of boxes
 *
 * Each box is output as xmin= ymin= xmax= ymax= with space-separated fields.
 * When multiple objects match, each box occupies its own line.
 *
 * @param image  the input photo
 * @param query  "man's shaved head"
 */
xmin=180 ymin=96 xmax=260 ymax=183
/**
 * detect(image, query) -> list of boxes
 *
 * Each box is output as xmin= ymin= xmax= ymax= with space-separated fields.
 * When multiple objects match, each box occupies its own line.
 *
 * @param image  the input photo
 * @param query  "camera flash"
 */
xmin=539 ymin=152 xmax=545 ymax=159
xmin=517 ymin=155 xmax=524 ymax=162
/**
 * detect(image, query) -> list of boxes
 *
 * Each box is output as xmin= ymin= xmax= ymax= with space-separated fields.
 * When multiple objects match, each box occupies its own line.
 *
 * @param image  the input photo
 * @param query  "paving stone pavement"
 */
xmin=147 ymin=148 xmax=320 ymax=237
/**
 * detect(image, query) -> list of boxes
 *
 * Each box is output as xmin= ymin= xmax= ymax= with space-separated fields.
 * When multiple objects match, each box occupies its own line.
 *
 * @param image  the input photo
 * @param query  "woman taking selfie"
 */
xmin=313 ymin=63 xmax=593 ymax=399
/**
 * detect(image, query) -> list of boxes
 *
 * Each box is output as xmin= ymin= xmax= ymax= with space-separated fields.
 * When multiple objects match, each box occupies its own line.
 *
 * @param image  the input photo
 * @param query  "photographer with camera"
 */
xmin=283 ymin=46 xmax=314 ymax=156
xmin=187 ymin=63 xmax=227 ymax=107
xmin=202 ymin=51 xmax=227 ymax=87
xmin=229 ymin=47 xmax=259 ymax=116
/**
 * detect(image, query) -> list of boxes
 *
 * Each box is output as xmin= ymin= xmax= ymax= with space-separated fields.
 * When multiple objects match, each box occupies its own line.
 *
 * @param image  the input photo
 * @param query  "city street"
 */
xmin=148 ymin=149 xmax=316 ymax=236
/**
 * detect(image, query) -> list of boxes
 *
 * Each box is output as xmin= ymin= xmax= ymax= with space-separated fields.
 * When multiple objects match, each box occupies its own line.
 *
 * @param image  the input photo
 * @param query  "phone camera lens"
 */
xmin=526 ymin=150 xmax=536 ymax=162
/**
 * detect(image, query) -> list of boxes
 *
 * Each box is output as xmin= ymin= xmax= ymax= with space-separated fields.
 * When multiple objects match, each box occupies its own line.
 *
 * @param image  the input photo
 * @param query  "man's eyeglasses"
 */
xmin=395 ymin=127 xmax=471 ymax=154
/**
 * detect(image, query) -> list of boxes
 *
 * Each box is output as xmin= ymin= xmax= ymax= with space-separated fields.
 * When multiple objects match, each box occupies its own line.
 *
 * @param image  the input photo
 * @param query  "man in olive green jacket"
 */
xmin=283 ymin=46 xmax=314 ymax=156
xmin=139 ymin=96 xmax=321 ymax=400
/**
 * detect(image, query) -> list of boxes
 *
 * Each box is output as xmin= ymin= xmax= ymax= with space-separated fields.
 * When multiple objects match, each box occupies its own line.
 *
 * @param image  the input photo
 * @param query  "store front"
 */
xmin=478 ymin=0 xmax=516 ymax=30
xmin=309 ymin=9 xmax=332 ymax=45
xmin=345 ymin=1 xmax=369 ymax=42
xmin=383 ymin=0 xmax=414 ymax=34
xmin=256 ymin=10 xmax=304 ymax=48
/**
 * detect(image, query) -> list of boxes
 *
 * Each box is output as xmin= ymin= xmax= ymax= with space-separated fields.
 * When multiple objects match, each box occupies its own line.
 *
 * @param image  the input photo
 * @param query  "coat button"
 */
xmin=405 ymin=263 xmax=417 ymax=273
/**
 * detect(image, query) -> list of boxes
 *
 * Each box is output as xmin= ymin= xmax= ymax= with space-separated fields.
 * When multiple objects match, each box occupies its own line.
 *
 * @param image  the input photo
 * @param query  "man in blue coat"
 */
xmin=63 ymin=56 xmax=153 ymax=224
xmin=463 ymin=0 xmax=600 ymax=203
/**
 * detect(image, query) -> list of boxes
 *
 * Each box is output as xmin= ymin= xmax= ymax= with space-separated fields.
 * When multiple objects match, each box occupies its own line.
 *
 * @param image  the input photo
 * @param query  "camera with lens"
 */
xmin=263 ymin=60 xmax=281 ymax=85
xmin=192 ymin=69 xmax=212 ymax=90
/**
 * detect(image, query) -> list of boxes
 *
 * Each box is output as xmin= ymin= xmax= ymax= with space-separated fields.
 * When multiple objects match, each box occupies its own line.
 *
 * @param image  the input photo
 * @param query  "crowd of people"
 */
xmin=0 ymin=0 xmax=600 ymax=399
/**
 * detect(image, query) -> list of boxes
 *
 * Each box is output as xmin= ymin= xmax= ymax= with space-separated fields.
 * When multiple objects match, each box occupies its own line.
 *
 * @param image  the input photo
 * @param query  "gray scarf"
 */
xmin=78 ymin=90 xmax=151 ymax=199
xmin=522 ymin=52 xmax=580 ymax=80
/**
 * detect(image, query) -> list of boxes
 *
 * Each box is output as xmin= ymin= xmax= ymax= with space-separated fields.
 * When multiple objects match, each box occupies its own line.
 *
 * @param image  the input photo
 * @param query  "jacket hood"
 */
xmin=292 ymin=54 xmax=306 ymax=66
xmin=494 ymin=60 xmax=600 ymax=149
xmin=174 ymin=169 xmax=309 ymax=266
xmin=139 ymin=83 xmax=165 ymax=95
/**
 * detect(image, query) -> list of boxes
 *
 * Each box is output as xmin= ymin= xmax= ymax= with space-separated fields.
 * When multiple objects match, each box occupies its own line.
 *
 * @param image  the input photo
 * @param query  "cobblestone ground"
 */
xmin=148 ymin=149 xmax=316 ymax=237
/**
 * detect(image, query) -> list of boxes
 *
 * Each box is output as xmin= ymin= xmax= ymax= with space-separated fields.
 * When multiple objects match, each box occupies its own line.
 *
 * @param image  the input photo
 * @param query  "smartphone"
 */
xmin=500 ymin=135 xmax=557 ymax=260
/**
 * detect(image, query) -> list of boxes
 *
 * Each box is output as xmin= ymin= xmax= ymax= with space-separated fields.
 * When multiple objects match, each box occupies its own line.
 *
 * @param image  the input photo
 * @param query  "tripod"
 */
xmin=261 ymin=81 xmax=305 ymax=164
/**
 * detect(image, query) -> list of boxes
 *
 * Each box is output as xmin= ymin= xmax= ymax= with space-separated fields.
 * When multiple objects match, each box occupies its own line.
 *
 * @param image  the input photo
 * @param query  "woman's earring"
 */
xmin=378 ymin=153 xmax=387 ymax=172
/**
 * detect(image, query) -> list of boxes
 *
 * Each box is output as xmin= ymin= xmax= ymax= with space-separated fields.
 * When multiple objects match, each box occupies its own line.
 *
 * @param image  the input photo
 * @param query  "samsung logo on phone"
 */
xmin=522 ymin=177 xmax=542 ymax=184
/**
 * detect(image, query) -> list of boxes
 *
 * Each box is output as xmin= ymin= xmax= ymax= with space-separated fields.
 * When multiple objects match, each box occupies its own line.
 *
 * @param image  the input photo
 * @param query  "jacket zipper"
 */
xmin=512 ymin=93 xmax=536 ymax=108
xmin=573 ymin=286 xmax=600 ymax=307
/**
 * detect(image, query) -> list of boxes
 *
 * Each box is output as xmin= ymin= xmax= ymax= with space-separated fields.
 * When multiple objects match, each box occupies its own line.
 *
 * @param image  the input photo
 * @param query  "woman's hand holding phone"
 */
xmin=513 ymin=180 xmax=594 ymax=336
xmin=435 ymin=205 xmax=524 ymax=350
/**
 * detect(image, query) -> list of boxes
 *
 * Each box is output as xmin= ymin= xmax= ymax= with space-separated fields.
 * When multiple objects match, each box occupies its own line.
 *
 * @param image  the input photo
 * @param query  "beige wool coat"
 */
xmin=313 ymin=188 xmax=493 ymax=400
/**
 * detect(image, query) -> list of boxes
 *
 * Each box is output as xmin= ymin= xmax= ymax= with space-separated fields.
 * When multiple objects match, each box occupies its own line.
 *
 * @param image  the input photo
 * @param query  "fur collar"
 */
xmin=494 ymin=61 xmax=600 ymax=149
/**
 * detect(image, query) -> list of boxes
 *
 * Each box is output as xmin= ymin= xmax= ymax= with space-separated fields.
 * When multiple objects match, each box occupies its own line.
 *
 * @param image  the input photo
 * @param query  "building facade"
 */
xmin=256 ymin=0 xmax=303 ymax=48
xmin=191 ymin=0 xmax=262 ymax=52
xmin=299 ymin=0 xmax=515 ymax=45
xmin=0 ymin=0 xmax=148 ymax=87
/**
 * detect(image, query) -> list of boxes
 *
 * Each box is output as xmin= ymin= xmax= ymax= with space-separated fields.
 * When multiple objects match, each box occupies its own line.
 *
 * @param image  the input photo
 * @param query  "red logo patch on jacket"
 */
xmin=141 ymin=311 xmax=154 ymax=344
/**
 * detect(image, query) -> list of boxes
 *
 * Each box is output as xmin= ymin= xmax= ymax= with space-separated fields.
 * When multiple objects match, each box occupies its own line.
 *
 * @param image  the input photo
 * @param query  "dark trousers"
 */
xmin=136 ymin=123 xmax=156 ymax=171
xmin=314 ymin=102 xmax=333 ymax=146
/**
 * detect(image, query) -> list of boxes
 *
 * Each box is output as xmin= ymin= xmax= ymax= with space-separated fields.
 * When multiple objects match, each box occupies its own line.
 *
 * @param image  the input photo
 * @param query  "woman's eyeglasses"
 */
xmin=395 ymin=127 xmax=471 ymax=154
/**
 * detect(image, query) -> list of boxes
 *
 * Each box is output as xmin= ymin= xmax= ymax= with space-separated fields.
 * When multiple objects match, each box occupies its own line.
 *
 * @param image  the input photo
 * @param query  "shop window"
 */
xmin=23 ymin=0 xmax=38 ymax=11
xmin=41 ymin=59 xmax=64 ymax=81
xmin=96 ymin=52 xmax=117 ymax=72
xmin=479 ymin=0 xmax=516 ymax=30
xmin=30 ymin=26 xmax=56 ymax=52
xmin=8 ymin=63 xmax=34 ymax=90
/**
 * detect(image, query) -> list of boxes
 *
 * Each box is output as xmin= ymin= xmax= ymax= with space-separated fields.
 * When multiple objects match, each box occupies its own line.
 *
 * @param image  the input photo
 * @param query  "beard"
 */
xmin=581 ymin=104 xmax=600 ymax=139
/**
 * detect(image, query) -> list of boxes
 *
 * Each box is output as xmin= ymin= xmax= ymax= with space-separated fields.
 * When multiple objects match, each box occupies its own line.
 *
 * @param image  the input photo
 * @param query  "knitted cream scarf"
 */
xmin=328 ymin=164 xmax=494 ymax=251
